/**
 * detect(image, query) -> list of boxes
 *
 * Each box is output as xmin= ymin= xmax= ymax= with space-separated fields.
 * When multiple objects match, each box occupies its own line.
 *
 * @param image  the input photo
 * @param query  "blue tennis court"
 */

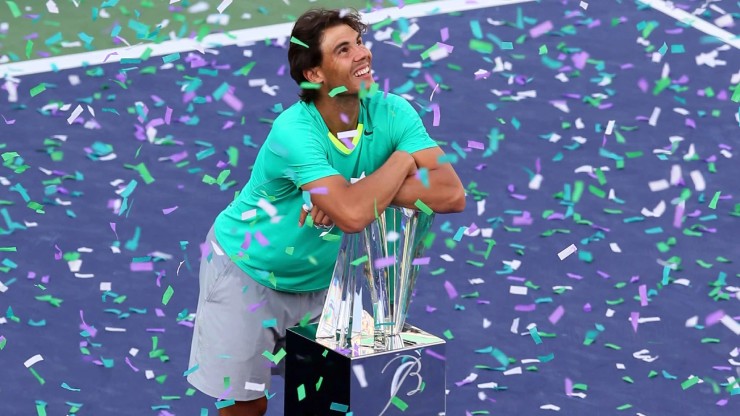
xmin=1 ymin=0 xmax=738 ymax=415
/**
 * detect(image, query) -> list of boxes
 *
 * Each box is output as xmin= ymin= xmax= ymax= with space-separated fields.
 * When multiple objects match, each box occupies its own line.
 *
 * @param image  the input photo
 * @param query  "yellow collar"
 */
xmin=327 ymin=123 xmax=364 ymax=155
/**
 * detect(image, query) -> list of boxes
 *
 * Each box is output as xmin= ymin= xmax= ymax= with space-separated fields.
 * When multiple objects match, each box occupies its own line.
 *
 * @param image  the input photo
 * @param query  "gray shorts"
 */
xmin=187 ymin=225 xmax=327 ymax=401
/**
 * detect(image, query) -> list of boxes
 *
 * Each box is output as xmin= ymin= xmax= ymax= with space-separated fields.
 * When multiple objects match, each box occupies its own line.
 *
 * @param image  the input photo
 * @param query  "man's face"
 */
xmin=313 ymin=24 xmax=373 ymax=97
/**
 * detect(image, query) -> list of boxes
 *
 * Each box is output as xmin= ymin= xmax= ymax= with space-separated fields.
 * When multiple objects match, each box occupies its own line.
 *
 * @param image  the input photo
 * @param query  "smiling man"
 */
xmin=187 ymin=8 xmax=465 ymax=416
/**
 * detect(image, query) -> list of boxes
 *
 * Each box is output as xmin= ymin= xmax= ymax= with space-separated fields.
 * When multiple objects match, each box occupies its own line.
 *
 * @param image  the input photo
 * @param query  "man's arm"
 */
xmin=301 ymin=151 xmax=416 ymax=233
xmin=391 ymin=147 xmax=466 ymax=213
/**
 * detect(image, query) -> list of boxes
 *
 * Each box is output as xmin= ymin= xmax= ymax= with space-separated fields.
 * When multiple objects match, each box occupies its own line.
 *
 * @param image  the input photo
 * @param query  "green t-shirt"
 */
xmin=214 ymin=92 xmax=437 ymax=293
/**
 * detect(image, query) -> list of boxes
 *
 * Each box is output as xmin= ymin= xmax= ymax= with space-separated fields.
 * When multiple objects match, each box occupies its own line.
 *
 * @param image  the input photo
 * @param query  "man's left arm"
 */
xmin=391 ymin=146 xmax=466 ymax=213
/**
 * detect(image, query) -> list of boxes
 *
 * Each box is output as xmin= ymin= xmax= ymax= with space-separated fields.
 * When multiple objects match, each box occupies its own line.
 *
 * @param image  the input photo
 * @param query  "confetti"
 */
xmin=290 ymin=36 xmax=309 ymax=48
xmin=557 ymin=244 xmax=577 ymax=260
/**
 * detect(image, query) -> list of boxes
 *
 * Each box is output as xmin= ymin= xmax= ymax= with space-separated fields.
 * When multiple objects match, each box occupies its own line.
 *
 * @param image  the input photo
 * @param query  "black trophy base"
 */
xmin=285 ymin=323 xmax=446 ymax=416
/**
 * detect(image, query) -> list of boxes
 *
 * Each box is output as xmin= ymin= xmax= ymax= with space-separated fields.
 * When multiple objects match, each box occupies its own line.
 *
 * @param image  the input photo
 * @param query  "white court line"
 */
xmin=0 ymin=0 xmax=534 ymax=78
xmin=640 ymin=0 xmax=740 ymax=49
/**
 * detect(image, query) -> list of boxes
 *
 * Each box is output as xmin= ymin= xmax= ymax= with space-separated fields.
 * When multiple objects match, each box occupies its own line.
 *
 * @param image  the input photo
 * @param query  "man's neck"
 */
xmin=314 ymin=95 xmax=360 ymax=137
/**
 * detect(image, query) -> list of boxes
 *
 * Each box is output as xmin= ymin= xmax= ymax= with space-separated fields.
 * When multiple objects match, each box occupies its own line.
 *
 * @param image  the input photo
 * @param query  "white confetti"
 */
xmin=541 ymin=404 xmax=561 ymax=411
xmin=641 ymin=200 xmax=666 ymax=217
xmin=24 ymin=354 xmax=44 ymax=368
xmin=68 ymin=259 xmax=82 ymax=273
xmin=633 ymin=349 xmax=659 ymax=363
xmin=217 ymin=0 xmax=232 ymax=14
xmin=670 ymin=164 xmax=682 ymax=185
xmin=648 ymin=179 xmax=670 ymax=192
xmin=104 ymin=327 xmax=126 ymax=332
xmin=257 ymin=198 xmax=277 ymax=217
xmin=557 ymin=244 xmax=577 ymax=260
xmin=720 ymin=315 xmax=740 ymax=335
xmin=241 ymin=209 xmax=257 ymax=221
xmin=67 ymin=104 xmax=83 ymax=124
xmin=476 ymin=199 xmax=486 ymax=216
xmin=46 ymin=0 xmax=59 ymax=13
xmin=579 ymin=1 xmax=588 ymax=10
xmin=244 ymin=381 xmax=266 ymax=391
xmin=689 ymin=170 xmax=706 ymax=191
xmin=509 ymin=286 xmax=528 ymax=295
xmin=510 ymin=317 xmax=519 ymax=334
xmin=648 ymin=106 xmax=661 ymax=126
xmin=352 ymin=364 xmax=368 ymax=388
xmin=528 ymin=173 xmax=543 ymax=190
xmin=605 ymin=120 xmax=615 ymax=135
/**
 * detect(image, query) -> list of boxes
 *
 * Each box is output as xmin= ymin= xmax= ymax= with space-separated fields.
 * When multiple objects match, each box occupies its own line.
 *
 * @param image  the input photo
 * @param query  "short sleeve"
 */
xmin=387 ymin=94 xmax=438 ymax=154
xmin=265 ymin=120 xmax=341 ymax=188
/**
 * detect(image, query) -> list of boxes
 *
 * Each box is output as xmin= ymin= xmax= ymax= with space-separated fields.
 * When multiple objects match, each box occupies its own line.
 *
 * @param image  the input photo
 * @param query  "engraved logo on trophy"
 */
xmin=379 ymin=352 xmax=424 ymax=416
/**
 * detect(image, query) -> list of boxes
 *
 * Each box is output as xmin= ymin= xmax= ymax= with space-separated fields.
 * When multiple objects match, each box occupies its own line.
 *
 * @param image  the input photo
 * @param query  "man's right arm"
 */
xmin=301 ymin=151 xmax=416 ymax=233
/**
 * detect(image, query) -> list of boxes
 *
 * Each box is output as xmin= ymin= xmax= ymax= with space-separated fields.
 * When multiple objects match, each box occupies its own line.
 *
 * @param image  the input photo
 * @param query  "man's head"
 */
xmin=288 ymin=9 xmax=372 ymax=103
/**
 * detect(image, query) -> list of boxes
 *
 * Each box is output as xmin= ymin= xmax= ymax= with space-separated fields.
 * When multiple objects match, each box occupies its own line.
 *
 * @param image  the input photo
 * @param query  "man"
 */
xmin=187 ymin=8 xmax=465 ymax=416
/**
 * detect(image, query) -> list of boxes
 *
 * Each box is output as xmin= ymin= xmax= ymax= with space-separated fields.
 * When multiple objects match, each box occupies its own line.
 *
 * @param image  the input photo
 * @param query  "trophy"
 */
xmin=285 ymin=206 xmax=446 ymax=415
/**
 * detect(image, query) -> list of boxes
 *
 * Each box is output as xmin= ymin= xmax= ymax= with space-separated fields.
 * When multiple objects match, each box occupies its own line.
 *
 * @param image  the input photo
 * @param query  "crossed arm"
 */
xmin=299 ymin=146 xmax=465 ymax=233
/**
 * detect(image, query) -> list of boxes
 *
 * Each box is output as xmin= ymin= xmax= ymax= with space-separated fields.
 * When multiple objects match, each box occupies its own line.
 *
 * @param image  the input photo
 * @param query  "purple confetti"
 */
xmin=548 ymin=305 xmax=565 ymax=324
xmin=443 ymin=280 xmax=458 ymax=299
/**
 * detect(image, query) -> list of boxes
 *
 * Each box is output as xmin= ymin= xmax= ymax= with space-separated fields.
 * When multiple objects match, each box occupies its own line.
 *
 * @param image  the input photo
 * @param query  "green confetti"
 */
xmin=300 ymin=82 xmax=321 ymax=90
xmin=5 ymin=0 xmax=21 ymax=18
xmin=124 ymin=162 xmax=155 ymax=184
xmin=29 ymin=367 xmax=45 ymax=385
xmin=328 ymin=86 xmax=348 ymax=97
xmin=290 ymin=36 xmax=309 ymax=48
xmin=708 ymin=191 xmax=721 ymax=209
xmin=681 ymin=375 xmax=701 ymax=390
xmin=299 ymin=312 xmax=312 ymax=327
xmin=414 ymin=199 xmax=433 ymax=215
xmin=391 ymin=396 xmax=408 ymax=411
xmin=297 ymin=384 xmax=306 ymax=401
xmin=30 ymin=84 xmax=47 ymax=97
xmin=162 ymin=285 xmax=174 ymax=305
xmin=731 ymin=84 xmax=740 ymax=102
xmin=469 ymin=39 xmax=493 ymax=54
xmin=262 ymin=347 xmax=286 ymax=364
xmin=350 ymin=254 xmax=368 ymax=266
xmin=35 ymin=401 xmax=47 ymax=416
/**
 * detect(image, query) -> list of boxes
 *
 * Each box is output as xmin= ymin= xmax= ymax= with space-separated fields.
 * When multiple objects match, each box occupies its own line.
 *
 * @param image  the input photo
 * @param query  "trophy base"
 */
xmin=285 ymin=323 xmax=446 ymax=415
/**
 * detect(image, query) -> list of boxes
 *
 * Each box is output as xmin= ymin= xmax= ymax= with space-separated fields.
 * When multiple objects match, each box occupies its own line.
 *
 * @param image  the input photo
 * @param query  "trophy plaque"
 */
xmin=285 ymin=207 xmax=446 ymax=415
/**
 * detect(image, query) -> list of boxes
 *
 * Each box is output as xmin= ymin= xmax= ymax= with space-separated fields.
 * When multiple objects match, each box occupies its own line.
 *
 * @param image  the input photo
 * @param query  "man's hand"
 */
xmin=298 ymin=204 xmax=335 ymax=228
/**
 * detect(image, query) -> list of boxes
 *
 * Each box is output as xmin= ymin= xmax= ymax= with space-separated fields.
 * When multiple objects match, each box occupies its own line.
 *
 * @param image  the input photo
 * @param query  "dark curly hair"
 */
xmin=288 ymin=9 xmax=368 ymax=102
